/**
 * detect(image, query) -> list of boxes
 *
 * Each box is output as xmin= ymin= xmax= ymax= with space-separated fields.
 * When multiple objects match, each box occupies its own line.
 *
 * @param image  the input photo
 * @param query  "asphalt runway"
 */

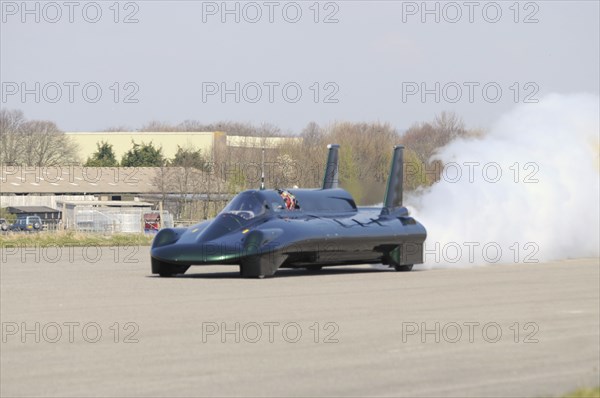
xmin=1 ymin=247 xmax=598 ymax=397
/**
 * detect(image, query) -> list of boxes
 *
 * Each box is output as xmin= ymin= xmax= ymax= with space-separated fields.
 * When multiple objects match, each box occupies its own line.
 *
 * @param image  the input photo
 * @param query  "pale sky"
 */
xmin=1 ymin=0 xmax=598 ymax=133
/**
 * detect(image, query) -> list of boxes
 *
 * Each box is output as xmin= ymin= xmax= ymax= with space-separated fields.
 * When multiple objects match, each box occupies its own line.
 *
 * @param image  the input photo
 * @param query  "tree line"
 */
xmin=0 ymin=108 xmax=481 ymax=216
xmin=84 ymin=140 xmax=210 ymax=170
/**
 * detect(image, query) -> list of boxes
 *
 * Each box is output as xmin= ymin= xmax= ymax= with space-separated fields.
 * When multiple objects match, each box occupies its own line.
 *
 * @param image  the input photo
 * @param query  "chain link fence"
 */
xmin=67 ymin=207 xmax=173 ymax=233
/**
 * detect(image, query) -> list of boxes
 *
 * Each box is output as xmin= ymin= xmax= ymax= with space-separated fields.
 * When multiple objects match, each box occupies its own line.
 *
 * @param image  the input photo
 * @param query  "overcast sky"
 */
xmin=1 ymin=0 xmax=598 ymax=133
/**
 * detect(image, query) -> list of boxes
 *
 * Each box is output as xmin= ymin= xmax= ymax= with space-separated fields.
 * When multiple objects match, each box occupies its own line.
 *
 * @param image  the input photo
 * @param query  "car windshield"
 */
xmin=220 ymin=192 xmax=265 ymax=220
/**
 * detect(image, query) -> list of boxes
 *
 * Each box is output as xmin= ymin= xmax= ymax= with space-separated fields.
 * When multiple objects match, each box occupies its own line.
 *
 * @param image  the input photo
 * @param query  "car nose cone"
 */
xmin=151 ymin=241 xmax=243 ymax=264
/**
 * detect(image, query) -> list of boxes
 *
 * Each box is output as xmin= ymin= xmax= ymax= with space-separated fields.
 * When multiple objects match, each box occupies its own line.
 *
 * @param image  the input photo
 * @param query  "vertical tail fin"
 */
xmin=381 ymin=145 xmax=404 ymax=215
xmin=322 ymin=144 xmax=340 ymax=189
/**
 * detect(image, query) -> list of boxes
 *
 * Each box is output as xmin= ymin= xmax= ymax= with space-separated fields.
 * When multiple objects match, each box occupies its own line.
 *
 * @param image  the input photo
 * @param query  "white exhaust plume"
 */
xmin=407 ymin=93 xmax=599 ymax=268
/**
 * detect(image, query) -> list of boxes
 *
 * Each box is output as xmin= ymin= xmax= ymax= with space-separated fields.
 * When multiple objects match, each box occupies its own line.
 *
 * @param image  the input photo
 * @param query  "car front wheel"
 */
xmin=151 ymin=258 xmax=189 ymax=277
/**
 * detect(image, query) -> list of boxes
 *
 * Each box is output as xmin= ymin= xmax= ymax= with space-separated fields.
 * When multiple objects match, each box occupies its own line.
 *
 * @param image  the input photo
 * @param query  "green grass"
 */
xmin=564 ymin=387 xmax=600 ymax=398
xmin=0 ymin=231 xmax=154 ymax=247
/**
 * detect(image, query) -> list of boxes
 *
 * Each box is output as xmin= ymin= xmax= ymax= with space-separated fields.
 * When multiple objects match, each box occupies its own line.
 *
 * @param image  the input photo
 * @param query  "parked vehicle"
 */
xmin=10 ymin=216 xmax=43 ymax=232
xmin=0 ymin=218 xmax=9 ymax=231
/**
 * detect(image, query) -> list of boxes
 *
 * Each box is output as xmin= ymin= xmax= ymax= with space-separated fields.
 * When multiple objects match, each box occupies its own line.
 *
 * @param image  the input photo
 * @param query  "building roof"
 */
xmin=56 ymin=200 xmax=154 ymax=207
xmin=2 ymin=167 xmax=164 ymax=194
xmin=7 ymin=206 xmax=60 ymax=213
xmin=1 ymin=166 xmax=226 ymax=195
xmin=226 ymin=135 xmax=301 ymax=148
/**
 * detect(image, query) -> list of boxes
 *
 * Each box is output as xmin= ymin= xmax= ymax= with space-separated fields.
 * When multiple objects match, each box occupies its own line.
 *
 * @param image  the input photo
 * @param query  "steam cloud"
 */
xmin=407 ymin=93 xmax=600 ymax=267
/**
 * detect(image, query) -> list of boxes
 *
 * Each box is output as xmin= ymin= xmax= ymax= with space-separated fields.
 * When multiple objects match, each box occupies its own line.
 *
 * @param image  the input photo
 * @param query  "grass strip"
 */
xmin=0 ymin=231 xmax=154 ymax=247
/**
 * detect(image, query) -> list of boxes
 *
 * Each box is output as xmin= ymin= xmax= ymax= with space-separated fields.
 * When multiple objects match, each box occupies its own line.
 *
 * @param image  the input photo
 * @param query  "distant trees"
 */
xmin=84 ymin=140 xmax=213 ymax=171
xmin=170 ymin=145 xmax=211 ymax=171
xmin=135 ymin=120 xmax=284 ymax=136
xmin=21 ymin=120 xmax=80 ymax=166
xmin=401 ymin=111 xmax=469 ymax=164
xmin=121 ymin=141 xmax=164 ymax=167
xmin=0 ymin=109 xmax=26 ymax=165
xmin=153 ymin=145 xmax=218 ymax=220
xmin=1 ymin=108 xmax=482 ymax=208
xmin=102 ymin=125 xmax=132 ymax=132
xmin=138 ymin=121 xmax=180 ymax=132
xmin=277 ymin=121 xmax=400 ymax=203
xmin=400 ymin=111 xmax=478 ymax=185
xmin=403 ymin=148 xmax=434 ymax=191
xmin=84 ymin=141 xmax=119 ymax=167
xmin=166 ymin=145 xmax=213 ymax=218
xmin=273 ymin=113 xmax=481 ymax=203
xmin=0 ymin=109 xmax=79 ymax=166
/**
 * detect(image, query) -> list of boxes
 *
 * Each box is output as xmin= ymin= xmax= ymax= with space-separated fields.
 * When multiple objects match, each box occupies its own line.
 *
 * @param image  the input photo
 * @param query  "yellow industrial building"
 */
xmin=65 ymin=131 xmax=224 ymax=161
xmin=64 ymin=132 xmax=301 ymax=162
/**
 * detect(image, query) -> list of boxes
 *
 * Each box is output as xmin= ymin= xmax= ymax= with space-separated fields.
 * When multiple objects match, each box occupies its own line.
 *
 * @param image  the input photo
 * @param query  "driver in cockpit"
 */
xmin=278 ymin=189 xmax=300 ymax=210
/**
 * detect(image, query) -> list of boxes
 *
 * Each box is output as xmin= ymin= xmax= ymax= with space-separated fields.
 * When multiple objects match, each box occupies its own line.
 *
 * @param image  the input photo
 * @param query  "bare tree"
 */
xmin=275 ymin=121 xmax=402 ymax=203
xmin=102 ymin=125 xmax=133 ymax=132
xmin=400 ymin=111 xmax=481 ymax=186
xmin=0 ymin=109 xmax=27 ymax=165
xmin=177 ymin=120 xmax=212 ymax=132
xmin=139 ymin=121 xmax=179 ymax=132
xmin=153 ymin=164 xmax=228 ymax=221
xmin=301 ymin=121 xmax=323 ymax=146
xmin=401 ymin=111 xmax=469 ymax=164
xmin=1 ymin=110 xmax=79 ymax=166
xmin=19 ymin=120 xmax=80 ymax=166
xmin=0 ymin=110 xmax=23 ymax=164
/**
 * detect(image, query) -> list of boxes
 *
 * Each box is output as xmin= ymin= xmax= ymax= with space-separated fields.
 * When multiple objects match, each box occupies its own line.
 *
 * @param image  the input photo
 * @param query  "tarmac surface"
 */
xmin=1 ymin=247 xmax=598 ymax=397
